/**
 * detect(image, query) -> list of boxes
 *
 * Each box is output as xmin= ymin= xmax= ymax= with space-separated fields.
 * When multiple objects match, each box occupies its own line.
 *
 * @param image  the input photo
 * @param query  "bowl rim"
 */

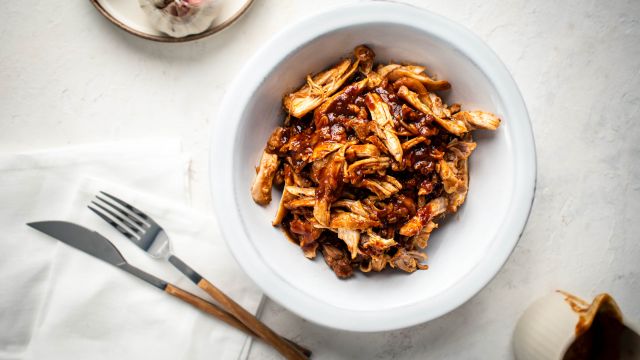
xmin=211 ymin=2 xmax=537 ymax=332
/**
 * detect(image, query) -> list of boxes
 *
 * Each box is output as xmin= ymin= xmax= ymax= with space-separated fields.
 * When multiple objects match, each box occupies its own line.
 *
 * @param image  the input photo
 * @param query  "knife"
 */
xmin=25 ymin=220 xmax=309 ymax=354
xmin=26 ymin=220 xmax=250 ymax=322
xmin=28 ymin=221 xmax=173 ymax=288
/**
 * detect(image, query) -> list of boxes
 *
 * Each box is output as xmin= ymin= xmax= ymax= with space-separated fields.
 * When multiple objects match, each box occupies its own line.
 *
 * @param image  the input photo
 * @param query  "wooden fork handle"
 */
xmin=197 ymin=278 xmax=308 ymax=360
xmin=167 ymin=255 xmax=308 ymax=360
xmin=164 ymin=284 xmax=311 ymax=357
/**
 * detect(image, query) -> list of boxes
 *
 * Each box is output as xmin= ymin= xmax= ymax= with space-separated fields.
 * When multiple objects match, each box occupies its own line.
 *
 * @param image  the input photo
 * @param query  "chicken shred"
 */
xmin=387 ymin=66 xmax=451 ymax=91
xmin=314 ymin=145 xmax=347 ymax=226
xmin=452 ymin=111 xmax=501 ymax=131
xmin=397 ymin=85 xmax=469 ymax=136
xmin=284 ymin=59 xmax=359 ymax=118
xmin=338 ymin=228 xmax=361 ymax=259
xmin=253 ymin=45 xmax=501 ymax=278
xmin=365 ymin=93 xmax=403 ymax=162
xmin=346 ymin=144 xmax=380 ymax=158
xmin=399 ymin=197 xmax=448 ymax=237
xmin=251 ymin=151 xmax=279 ymax=205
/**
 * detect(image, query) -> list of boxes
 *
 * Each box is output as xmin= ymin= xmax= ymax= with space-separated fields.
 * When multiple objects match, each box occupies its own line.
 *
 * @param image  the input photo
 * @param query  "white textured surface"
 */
xmin=1 ymin=0 xmax=639 ymax=359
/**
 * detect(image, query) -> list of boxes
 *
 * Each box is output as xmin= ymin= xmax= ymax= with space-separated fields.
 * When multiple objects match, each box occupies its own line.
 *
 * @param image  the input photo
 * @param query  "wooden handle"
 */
xmin=198 ymin=278 xmax=308 ymax=360
xmin=164 ymin=284 xmax=311 ymax=357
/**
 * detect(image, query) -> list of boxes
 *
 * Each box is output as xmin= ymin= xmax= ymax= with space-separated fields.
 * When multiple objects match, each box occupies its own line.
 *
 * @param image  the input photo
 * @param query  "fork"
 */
xmin=89 ymin=191 xmax=308 ymax=360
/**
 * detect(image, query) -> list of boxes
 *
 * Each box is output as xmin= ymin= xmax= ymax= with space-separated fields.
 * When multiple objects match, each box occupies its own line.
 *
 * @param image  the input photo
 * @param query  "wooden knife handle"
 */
xmin=197 ymin=278 xmax=308 ymax=360
xmin=167 ymin=255 xmax=309 ymax=359
xmin=164 ymin=284 xmax=311 ymax=357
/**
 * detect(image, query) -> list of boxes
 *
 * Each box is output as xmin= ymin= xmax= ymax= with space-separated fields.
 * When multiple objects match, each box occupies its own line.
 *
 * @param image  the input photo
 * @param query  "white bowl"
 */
xmin=211 ymin=2 xmax=536 ymax=332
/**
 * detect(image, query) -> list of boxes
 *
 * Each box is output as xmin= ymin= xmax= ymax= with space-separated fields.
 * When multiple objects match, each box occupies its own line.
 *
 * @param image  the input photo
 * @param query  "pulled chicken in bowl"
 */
xmin=251 ymin=45 xmax=501 ymax=279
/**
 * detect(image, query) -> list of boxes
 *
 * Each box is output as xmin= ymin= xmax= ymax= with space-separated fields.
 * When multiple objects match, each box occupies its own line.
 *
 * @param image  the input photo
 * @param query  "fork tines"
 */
xmin=88 ymin=191 xmax=151 ymax=241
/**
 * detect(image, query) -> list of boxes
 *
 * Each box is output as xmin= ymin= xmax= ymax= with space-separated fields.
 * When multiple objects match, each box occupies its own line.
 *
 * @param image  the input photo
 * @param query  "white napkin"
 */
xmin=0 ymin=141 xmax=262 ymax=360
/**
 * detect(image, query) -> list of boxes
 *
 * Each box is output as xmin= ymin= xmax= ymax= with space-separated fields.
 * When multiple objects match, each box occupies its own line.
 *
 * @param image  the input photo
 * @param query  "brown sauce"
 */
xmin=560 ymin=292 xmax=636 ymax=360
xmin=563 ymin=310 xmax=625 ymax=360
xmin=374 ymin=85 xmax=403 ymax=119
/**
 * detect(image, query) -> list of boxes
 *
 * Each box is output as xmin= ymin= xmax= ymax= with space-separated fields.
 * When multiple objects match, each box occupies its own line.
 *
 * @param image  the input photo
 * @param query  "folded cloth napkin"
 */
xmin=0 ymin=141 xmax=262 ymax=360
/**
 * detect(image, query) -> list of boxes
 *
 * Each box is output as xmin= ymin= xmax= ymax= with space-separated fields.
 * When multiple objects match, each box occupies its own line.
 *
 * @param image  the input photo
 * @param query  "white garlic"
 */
xmin=139 ymin=0 xmax=221 ymax=38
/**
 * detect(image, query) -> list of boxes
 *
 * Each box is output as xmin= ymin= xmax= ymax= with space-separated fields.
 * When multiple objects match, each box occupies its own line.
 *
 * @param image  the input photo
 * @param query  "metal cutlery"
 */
xmin=26 ymin=221 xmax=310 ymax=358
xmin=88 ymin=192 xmax=308 ymax=360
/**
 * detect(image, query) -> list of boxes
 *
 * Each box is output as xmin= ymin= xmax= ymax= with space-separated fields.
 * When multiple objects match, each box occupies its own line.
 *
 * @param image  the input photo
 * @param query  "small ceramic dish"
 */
xmin=211 ymin=2 xmax=536 ymax=331
xmin=90 ymin=0 xmax=254 ymax=42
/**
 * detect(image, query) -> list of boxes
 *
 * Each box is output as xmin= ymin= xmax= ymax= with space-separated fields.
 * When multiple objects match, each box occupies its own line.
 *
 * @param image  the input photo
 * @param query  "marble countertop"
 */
xmin=2 ymin=0 xmax=639 ymax=358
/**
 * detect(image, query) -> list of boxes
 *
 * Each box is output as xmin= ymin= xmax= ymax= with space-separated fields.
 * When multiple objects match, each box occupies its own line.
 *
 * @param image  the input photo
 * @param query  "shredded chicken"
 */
xmin=251 ymin=151 xmax=279 ymax=205
xmin=311 ymin=141 xmax=343 ymax=161
xmin=346 ymin=144 xmax=380 ymax=158
xmin=399 ymin=197 xmax=448 ymax=237
xmin=361 ymin=230 xmax=397 ymax=251
xmin=283 ymin=59 xmax=359 ymax=118
xmin=332 ymin=199 xmax=370 ymax=217
xmin=387 ymin=66 xmax=451 ymax=91
xmin=376 ymin=64 xmax=402 ymax=78
xmin=401 ymin=136 xmax=427 ymax=151
xmin=358 ymin=176 xmax=402 ymax=199
xmin=252 ymin=45 xmax=501 ymax=278
xmin=321 ymin=244 xmax=353 ymax=278
xmin=397 ymin=85 xmax=469 ymax=136
xmin=411 ymin=221 xmax=438 ymax=249
xmin=314 ymin=79 xmax=369 ymax=128
xmin=442 ymin=136 xmax=474 ymax=213
xmin=388 ymin=248 xmax=429 ymax=272
xmin=345 ymin=157 xmax=392 ymax=182
xmin=329 ymin=211 xmax=380 ymax=230
xmin=337 ymin=228 xmax=361 ymax=259
xmin=365 ymin=93 xmax=403 ymax=162
xmin=452 ymin=111 xmax=501 ymax=131
xmin=313 ymin=146 xmax=346 ymax=226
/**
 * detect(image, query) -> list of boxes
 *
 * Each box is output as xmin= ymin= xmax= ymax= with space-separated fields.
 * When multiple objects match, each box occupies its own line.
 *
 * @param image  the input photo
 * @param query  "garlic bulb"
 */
xmin=139 ymin=0 xmax=221 ymax=38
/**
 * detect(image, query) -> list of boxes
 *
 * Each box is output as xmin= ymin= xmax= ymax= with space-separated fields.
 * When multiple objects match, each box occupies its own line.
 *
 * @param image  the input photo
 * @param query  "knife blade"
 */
xmin=27 ymin=221 xmax=167 ymax=289
xmin=25 ymin=220 xmax=312 ymax=356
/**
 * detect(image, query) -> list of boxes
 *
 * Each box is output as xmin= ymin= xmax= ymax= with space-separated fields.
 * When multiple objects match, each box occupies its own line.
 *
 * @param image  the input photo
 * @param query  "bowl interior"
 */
xmin=232 ymin=24 xmax=514 ymax=312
